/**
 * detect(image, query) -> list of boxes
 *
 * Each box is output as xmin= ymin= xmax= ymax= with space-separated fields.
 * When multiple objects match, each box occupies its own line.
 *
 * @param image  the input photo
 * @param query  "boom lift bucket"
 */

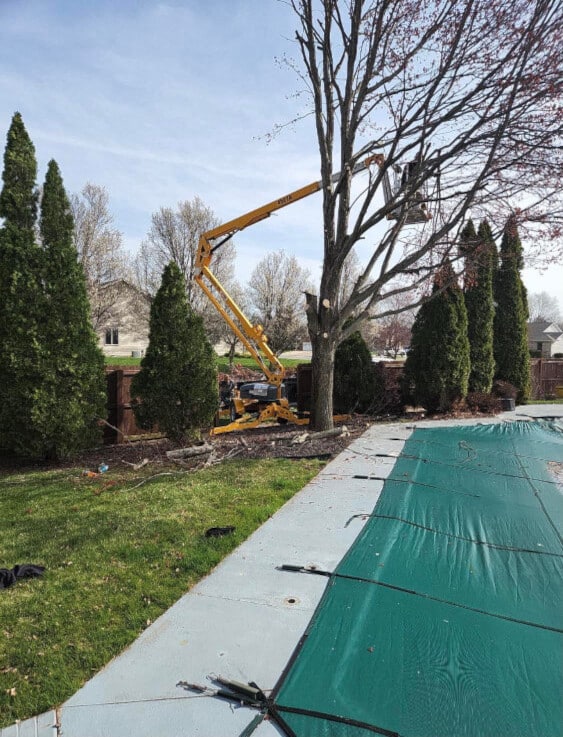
xmin=382 ymin=164 xmax=432 ymax=224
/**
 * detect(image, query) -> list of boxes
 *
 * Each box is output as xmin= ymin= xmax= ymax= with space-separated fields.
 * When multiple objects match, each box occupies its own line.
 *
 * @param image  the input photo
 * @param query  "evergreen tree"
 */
xmin=333 ymin=329 xmax=377 ymax=414
xmin=493 ymin=219 xmax=530 ymax=401
xmin=131 ymin=262 xmax=217 ymax=442
xmin=0 ymin=113 xmax=43 ymax=455
xmin=462 ymin=219 xmax=495 ymax=393
xmin=33 ymin=160 xmax=106 ymax=458
xmin=402 ymin=265 xmax=470 ymax=412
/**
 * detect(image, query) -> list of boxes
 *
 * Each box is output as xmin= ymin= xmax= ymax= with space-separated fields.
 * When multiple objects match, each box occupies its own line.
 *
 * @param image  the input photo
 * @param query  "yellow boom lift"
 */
xmin=195 ymin=151 xmax=429 ymax=435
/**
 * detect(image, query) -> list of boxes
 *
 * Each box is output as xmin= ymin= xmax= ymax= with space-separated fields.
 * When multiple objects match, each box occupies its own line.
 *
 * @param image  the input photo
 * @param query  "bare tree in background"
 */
xmin=134 ymin=196 xmax=236 ymax=342
xmin=286 ymin=0 xmax=563 ymax=429
xmin=248 ymin=250 xmax=313 ymax=355
xmin=70 ymin=183 xmax=132 ymax=329
xmin=218 ymin=280 xmax=251 ymax=365
xmin=528 ymin=291 xmax=562 ymax=323
xmin=371 ymin=290 xmax=415 ymax=357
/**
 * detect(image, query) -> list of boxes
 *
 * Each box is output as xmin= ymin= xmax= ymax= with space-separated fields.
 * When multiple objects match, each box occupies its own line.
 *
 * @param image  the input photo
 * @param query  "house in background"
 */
xmin=527 ymin=321 xmax=563 ymax=358
xmin=94 ymin=280 xmax=151 ymax=358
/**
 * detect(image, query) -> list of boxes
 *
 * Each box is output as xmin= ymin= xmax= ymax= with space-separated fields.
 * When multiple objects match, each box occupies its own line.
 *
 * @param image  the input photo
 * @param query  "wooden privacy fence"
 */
xmin=530 ymin=359 xmax=563 ymax=399
xmin=296 ymin=361 xmax=404 ymax=414
xmin=103 ymin=359 xmax=563 ymax=444
xmin=104 ymin=367 xmax=148 ymax=444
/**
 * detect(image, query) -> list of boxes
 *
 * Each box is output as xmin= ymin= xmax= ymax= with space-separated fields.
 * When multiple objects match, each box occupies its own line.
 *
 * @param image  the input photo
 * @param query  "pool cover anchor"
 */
xmin=277 ymin=563 xmax=332 ymax=577
xmin=177 ymin=677 xmax=265 ymax=708
xmin=178 ymin=676 xmax=296 ymax=737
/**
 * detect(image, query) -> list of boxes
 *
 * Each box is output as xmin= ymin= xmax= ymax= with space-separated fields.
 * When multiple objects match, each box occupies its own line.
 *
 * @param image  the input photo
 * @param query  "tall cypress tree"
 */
xmin=0 ymin=113 xmax=43 ymax=455
xmin=493 ymin=218 xmax=530 ymax=401
xmin=403 ymin=265 xmax=470 ymax=412
xmin=33 ymin=160 xmax=106 ymax=458
xmin=462 ymin=219 xmax=496 ymax=393
xmin=131 ymin=262 xmax=217 ymax=443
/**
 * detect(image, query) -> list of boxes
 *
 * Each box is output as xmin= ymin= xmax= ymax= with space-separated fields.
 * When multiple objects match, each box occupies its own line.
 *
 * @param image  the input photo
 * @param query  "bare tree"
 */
xmin=217 ymin=280 xmax=251 ymax=365
xmin=70 ymin=183 xmax=132 ymax=329
xmin=371 ymin=291 xmax=415 ymax=357
xmin=528 ymin=291 xmax=562 ymax=323
xmin=286 ymin=0 xmax=563 ymax=429
xmin=134 ymin=196 xmax=236 ymax=343
xmin=337 ymin=249 xmax=362 ymax=310
xmin=248 ymin=249 xmax=313 ymax=355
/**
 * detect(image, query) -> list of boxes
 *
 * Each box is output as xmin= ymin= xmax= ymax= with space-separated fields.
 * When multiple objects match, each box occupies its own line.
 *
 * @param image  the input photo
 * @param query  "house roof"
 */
xmin=527 ymin=320 xmax=563 ymax=343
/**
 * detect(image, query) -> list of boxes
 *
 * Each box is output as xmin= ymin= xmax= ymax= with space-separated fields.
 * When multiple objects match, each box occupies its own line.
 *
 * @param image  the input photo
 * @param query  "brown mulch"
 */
xmin=78 ymin=416 xmax=372 ymax=471
xmin=0 ymin=405 xmax=506 ymax=475
xmin=0 ymin=417 xmax=373 ymax=475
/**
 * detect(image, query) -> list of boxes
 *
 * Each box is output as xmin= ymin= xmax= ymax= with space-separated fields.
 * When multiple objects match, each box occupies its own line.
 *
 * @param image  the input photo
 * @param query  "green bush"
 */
xmin=402 ymin=266 xmax=470 ymax=412
xmin=493 ymin=220 xmax=530 ymax=401
xmin=370 ymin=362 xmax=403 ymax=415
xmin=466 ymin=391 xmax=501 ymax=414
xmin=463 ymin=220 xmax=496 ymax=393
xmin=333 ymin=330 xmax=377 ymax=414
xmin=0 ymin=113 xmax=43 ymax=455
xmin=131 ymin=262 xmax=218 ymax=443
xmin=492 ymin=380 xmax=518 ymax=399
xmin=32 ymin=160 xmax=106 ymax=459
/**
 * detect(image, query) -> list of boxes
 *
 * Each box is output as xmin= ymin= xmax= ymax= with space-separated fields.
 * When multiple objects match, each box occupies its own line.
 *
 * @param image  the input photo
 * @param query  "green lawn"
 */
xmin=105 ymin=354 xmax=307 ymax=372
xmin=0 ymin=457 xmax=322 ymax=726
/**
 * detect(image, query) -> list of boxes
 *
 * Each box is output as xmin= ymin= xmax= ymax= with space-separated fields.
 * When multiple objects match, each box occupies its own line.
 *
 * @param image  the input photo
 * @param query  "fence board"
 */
xmin=530 ymin=358 xmax=563 ymax=399
xmin=104 ymin=367 xmax=148 ymax=444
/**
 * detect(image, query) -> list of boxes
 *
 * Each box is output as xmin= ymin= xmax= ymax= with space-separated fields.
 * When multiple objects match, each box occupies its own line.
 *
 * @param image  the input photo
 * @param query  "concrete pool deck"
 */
xmin=2 ymin=404 xmax=562 ymax=737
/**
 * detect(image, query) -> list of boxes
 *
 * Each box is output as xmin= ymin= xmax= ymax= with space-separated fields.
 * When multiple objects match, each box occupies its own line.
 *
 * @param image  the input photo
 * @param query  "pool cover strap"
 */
xmin=270 ymin=421 xmax=563 ymax=737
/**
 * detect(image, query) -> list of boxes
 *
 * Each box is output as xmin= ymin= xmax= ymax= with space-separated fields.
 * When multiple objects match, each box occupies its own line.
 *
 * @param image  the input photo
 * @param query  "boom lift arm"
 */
xmin=195 ymin=152 xmax=384 ymax=433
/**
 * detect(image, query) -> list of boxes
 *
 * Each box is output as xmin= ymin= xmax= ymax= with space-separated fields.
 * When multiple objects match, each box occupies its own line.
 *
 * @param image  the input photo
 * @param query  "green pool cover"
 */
xmin=271 ymin=421 xmax=563 ymax=737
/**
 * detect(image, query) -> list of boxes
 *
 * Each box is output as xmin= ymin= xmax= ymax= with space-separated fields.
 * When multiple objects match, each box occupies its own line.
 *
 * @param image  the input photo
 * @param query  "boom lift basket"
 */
xmin=382 ymin=165 xmax=431 ymax=224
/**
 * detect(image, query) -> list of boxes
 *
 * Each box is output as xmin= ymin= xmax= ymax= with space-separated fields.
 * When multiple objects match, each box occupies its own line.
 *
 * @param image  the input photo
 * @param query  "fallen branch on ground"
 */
xmin=166 ymin=444 xmax=213 ymax=461
xmin=203 ymin=447 xmax=243 ymax=467
xmin=122 ymin=458 xmax=150 ymax=470
xmin=291 ymin=426 xmax=349 ymax=445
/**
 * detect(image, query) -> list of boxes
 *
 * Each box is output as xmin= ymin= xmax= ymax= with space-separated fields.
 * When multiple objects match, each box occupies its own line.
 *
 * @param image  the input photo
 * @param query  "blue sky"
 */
xmin=0 ymin=0 xmax=561 ymax=302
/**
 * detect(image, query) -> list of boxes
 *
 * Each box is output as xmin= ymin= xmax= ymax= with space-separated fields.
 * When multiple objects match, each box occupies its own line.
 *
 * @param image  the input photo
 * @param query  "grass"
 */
xmin=0 ymin=457 xmax=323 ymax=726
xmin=215 ymin=355 xmax=305 ymax=374
xmin=105 ymin=354 xmax=308 ymax=372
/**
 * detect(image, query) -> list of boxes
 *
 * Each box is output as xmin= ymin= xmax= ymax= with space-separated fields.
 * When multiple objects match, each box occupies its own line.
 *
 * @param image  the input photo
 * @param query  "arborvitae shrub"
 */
xmin=463 ymin=220 xmax=496 ymax=393
xmin=493 ymin=220 xmax=530 ymax=402
xmin=333 ymin=330 xmax=377 ymax=414
xmin=131 ymin=262 xmax=218 ymax=443
xmin=402 ymin=266 xmax=470 ymax=412
xmin=33 ymin=159 xmax=106 ymax=459
xmin=0 ymin=113 xmax=43 ymax=455
xmin=370 ymin=362 xmax=403 ymax=415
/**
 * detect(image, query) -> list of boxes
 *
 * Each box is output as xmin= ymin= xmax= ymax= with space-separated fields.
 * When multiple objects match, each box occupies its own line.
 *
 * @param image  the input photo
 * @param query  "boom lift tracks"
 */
xmin=195 ymin=151 xmax=429 ymax=435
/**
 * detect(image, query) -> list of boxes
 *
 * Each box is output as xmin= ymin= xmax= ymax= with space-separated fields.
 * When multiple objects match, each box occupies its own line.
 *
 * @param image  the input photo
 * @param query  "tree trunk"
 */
xmin=310 ymin=332 xmax=336 ymax=431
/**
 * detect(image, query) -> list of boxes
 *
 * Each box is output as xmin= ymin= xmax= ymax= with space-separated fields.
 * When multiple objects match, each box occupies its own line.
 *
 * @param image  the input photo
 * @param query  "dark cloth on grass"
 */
xmin=0 ymin=564 xmax=45 ymax=590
